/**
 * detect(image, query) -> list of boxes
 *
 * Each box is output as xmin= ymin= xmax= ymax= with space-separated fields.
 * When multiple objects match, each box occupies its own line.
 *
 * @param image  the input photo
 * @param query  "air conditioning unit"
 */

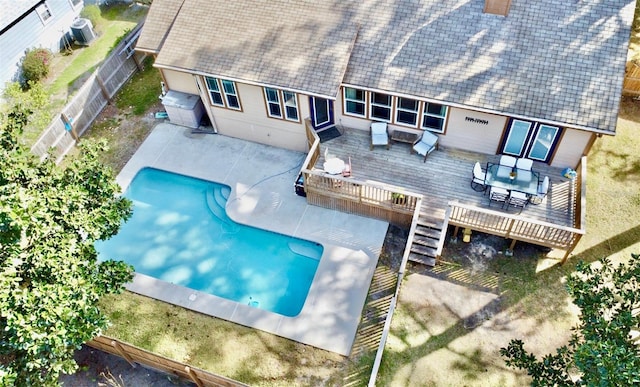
xmin=70 ymin=18 xmax=96 ymax=45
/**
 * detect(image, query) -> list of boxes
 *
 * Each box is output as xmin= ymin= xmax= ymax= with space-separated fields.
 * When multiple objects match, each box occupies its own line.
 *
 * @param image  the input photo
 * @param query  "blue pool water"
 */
xmin=95 ymin=167 xmax=323 ymax=317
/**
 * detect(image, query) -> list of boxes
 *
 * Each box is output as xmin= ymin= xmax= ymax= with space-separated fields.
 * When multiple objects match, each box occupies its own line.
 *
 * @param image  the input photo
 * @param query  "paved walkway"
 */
xmin=116 ymin=123 xmax=388 ymax=355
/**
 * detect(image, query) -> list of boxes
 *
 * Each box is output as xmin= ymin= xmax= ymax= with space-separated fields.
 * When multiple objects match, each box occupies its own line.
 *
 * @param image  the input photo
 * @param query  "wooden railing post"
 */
xmin=185 ymin=366 xmax=204 ymax=387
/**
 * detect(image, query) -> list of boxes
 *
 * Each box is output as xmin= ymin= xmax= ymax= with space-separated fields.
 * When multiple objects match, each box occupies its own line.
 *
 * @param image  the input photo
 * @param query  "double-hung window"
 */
xmin=264 ymin=88 xmax=282 ymax=118
xmin=36 ymin=2 xmax=53 ymax=24
xmin=205 ymin=77 xmax=241 ymax=110
xmin=395 ymin=97 xmax=419 ymax=127
xmin=263 ymin=88 xmax=299 ymax=122
xmin=344 ymin=87 xmax=366 ymax=117
xmin=69 ymin=0 xmax=82 ymax=9
xmin=370 ymin=92 xmax=392 ymax=122
xmin=421 ymin=102 xmax=447 ymax=133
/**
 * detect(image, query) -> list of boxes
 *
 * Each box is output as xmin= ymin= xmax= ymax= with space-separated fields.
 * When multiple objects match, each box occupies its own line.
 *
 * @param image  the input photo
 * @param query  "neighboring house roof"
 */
xmin=135 ymin=0 xmax=184 ymax=54
xmin=0 ymin=0 xmax=40 ymax=33
xmin=152 ymin=0 xmax=359 ymax=99
xmin=141 ymin=0 xmax=635 ymax=133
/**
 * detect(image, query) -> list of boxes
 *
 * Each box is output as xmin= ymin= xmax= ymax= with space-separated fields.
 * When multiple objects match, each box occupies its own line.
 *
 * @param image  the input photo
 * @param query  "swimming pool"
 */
xmin=95 ymin=167 xmax=323 ymax=317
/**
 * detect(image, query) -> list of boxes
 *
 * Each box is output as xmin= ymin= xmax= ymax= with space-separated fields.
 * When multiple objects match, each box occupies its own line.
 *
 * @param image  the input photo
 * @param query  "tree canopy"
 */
xmin=501 ymin=255 xmax=640 ymax=386
xmin=0 ymin=105 xmax=134 ymax=386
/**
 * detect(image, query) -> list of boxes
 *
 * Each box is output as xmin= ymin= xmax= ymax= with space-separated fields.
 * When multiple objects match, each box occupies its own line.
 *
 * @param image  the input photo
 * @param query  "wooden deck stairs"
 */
xmin=408 ymin=212 xmax=445 ymax=267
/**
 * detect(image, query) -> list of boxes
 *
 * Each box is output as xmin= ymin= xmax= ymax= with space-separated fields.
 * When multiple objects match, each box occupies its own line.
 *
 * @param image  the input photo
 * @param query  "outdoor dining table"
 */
xmin=484 ymin=162 xmax=539 ymax=195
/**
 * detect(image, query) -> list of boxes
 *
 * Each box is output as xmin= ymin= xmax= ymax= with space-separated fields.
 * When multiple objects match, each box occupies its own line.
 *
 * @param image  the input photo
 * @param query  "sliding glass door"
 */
xmin=501 ymin=119 xmax=561 ymax=163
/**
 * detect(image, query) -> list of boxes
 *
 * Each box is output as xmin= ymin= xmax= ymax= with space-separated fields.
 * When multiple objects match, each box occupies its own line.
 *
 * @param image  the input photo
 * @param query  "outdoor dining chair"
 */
xmin=370 ymin=122 xmax=390 ymax=150
xmin=489 ymin=186 xmax=509 ymax=207
xmin=497 ymin=155 xmax=516 ymax=178
xmin=506 ymin=191 xmax=529 ymax=213
xmin=530 ymin=176 xmax=549 ymax=204
xmin=471 ymin=161 xmax=487 ymax=192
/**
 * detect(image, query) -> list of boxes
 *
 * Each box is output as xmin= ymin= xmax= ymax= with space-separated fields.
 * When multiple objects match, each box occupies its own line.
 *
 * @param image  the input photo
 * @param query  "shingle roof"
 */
xmin=135 ymin=0 xmax=184 ymax=53
xmin=0 ymin=0 xmax=39 ymax=32
xmin=143 ymin=0 xmax=635 ymax=133
xmin=343 ymin=0 xmax=634 ymax=133
xmin=154 ymin=0 xmax=358 ymax=98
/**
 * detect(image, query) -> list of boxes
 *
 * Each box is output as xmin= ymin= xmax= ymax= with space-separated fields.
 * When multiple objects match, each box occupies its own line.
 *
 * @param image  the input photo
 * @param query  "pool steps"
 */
xmin=205 ymin=186 xmax=235 ymax=228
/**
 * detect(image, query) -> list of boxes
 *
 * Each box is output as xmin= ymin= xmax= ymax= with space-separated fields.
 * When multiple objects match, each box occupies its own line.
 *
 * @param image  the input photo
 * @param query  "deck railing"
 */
xmin=447 ymin=157 xmax=586 ymax=262
xmin=301 ymin=119 xmax=421 ymax=227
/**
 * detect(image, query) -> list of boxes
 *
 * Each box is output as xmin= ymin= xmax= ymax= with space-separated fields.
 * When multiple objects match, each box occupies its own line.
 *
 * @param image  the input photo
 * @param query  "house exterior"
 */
xmin=0 ymin=0 xmax=84 ymax=91
xmin=136 ymin=0 xmax=634 ymax=170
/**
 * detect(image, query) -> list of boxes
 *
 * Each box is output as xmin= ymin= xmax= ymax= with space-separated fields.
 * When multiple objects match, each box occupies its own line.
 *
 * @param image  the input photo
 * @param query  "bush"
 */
xmin=80 ymin=5 xmax=101 ymax=28
xmin=21 ymin=48 xmax=53 ymax=86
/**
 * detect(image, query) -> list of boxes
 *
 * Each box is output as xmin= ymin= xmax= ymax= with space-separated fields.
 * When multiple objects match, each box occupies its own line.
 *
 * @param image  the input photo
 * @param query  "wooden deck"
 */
xmin=317 ymin=127 xmax=577 ymax=229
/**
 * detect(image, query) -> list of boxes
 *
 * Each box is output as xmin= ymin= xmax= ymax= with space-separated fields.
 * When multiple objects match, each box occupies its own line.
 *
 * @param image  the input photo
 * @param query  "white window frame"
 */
xmin=221 ymin=79 xmax=241 ymax=110
xmin=205 ymin=77 xmax=241 ymax=110
xmin=264 ymin=87 xmax=282 ymax=118
xmin=263 ymin=88 xmax=299 ymax=122
xmin=68 ymin=0 xmax=83 ymax=9
xmin=36 ymin=2 xmax=53 ymax=24
xmin=421 ymin=102 xmax=447 ymax=133
xmin=369 ymin=92 xmax=392 ymax=122
xmin=282 ymin=91 xmax=299 ymax=122
xmin=205 ymin=77 xmax=225 ymax=107
xmin=343 ymin=87 xmax=366 ymax=118
xmin=395 ymin=97 xmax=420 ymax=128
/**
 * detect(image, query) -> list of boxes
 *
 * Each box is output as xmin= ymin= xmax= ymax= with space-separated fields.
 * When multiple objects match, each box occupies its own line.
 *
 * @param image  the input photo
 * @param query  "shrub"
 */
xmin=21 ymin=48 xmax=53 ymax=85
xmin=80 ymin=5 xmax=101 ymax=28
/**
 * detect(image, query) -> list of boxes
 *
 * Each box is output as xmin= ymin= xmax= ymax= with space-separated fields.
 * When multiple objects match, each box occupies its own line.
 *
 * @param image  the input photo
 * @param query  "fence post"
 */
xmin=111 ymin=340 xmax=136 ymax=368
xmin=95 ymin=73 xmax=111 ymax=101
xmin=185 ymin=366 xmax=204 ymax=387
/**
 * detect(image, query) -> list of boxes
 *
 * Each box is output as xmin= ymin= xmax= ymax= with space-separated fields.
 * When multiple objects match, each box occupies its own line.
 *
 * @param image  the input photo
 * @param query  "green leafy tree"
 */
xmin=0 ymin=105 xmax=134 ymax=386
xmin=501 ymin=255 xmax=640 ymax=386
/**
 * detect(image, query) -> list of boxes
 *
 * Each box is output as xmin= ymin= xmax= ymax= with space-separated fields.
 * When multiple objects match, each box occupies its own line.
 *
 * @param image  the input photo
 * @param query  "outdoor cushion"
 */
xmin=412 ymin=131 xmax=439 ymax=162
xmin=370 ymin=122 xmax=389 ymax=149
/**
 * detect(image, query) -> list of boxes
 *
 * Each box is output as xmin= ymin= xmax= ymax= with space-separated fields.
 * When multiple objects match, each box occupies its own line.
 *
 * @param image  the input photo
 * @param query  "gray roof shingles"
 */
xmin=144 ymin=0 xmax=635 ymax=133
xmin=135 ymin=0 xmax=184 ymax=53
xmin=154 ymin=0 xmax=358 ymax=99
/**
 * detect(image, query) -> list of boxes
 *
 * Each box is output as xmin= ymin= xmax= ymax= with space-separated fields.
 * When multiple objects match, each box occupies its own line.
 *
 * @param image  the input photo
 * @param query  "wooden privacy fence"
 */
xmin=87 ymin=335 xmax=247 ymax=387
xmin=301 ymin=119 xmax=421 ymax=227
xmin=31 ymin=22 xmax=146 ymax=163
xmin=623 ymin=61 xmax=640 ymax=96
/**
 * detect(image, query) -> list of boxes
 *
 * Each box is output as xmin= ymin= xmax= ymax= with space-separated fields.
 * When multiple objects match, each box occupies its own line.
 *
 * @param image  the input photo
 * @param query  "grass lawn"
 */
xmin=17 ymin=3 xmax=147 ymax=145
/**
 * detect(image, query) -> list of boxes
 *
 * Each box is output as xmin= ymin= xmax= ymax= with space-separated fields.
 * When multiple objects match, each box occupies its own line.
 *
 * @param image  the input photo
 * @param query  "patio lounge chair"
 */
xmin=370 ymin=122 xmax=390 ymax=150
xmin=412 ymin=131 xmax=439 ymax=162
xmin=471 ymin=161 xmax=487 ymax=192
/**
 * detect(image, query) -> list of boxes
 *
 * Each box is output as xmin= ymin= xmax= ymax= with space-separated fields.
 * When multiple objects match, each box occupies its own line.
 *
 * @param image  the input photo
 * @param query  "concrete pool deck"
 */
xmin=115 ymin=123 xmax=388 ymax=356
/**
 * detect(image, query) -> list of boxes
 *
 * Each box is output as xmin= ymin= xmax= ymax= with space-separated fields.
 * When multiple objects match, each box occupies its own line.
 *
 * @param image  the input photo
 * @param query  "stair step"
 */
xmin=408 ymin=252 xmax=436 ymax=267
xmin=413 ymin=234 xmax=438 ymax=249
xmin=414 ymin=226 xmax=441 ymax=239
xmin=416 ymin=218 xmax=442 ymax=229
xmin=410 ymin=244 xmax=437 ymax=258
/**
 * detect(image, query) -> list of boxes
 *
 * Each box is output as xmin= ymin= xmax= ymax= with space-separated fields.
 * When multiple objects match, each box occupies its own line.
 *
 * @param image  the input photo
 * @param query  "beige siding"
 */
xmin=201 ymin=81 xmax=309 ymax=152
xmin=550 ymin=129 xmax=593 ymax=169
xmin=163 ymin=70 xmax=199 ymax=95
xmin=444 ymin=107 xmax=506 ymax=154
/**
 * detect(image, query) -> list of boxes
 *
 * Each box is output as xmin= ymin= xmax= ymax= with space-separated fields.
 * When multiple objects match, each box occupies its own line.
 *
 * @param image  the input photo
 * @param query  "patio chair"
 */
xmin=412 ymin=131 xmax=439 ymax=162
xmin=497 ymin=155 xmax=517 ymax=178
xmin=506 ymin=190 xmax=529 ymax=213
xmin=370 ymin=122 xmax=390 ymax=150
xmin=471 ymin=161 xmax=487 ymax=192
xmin=530 ymin=175 xmax=549 ymax=205
xmin=488 ymin=186 xmax=509 ymax=207
xmin=500 ymin=155 xmax=517 ymax=167
xmin=516 ymin=157 xmax=533 ymax=170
